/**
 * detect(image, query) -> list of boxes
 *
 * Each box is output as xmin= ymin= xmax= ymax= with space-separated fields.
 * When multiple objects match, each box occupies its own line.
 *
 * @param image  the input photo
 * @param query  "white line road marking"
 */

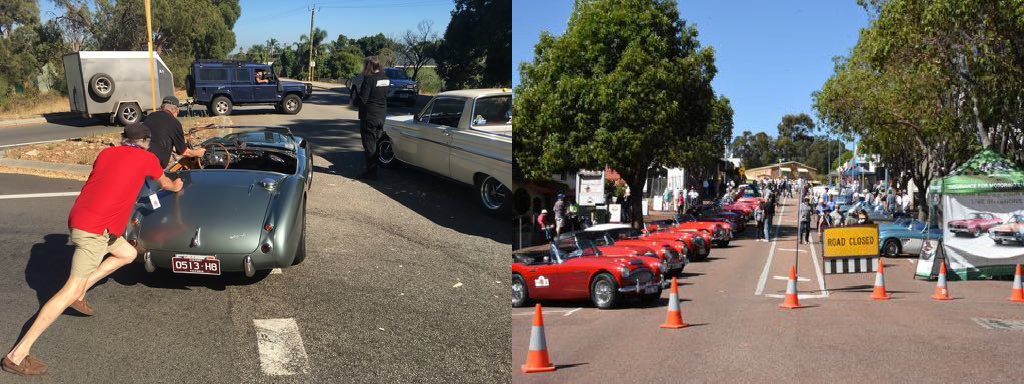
xmin=512 ymin=308 xmax=583 ymax=317
xmin=271 ymin=268 xmax=283 ymax=274
xmin=0 ymin=191 xmax=80 ymax=200
xmin=254 ymin=318 xmax=310 ymax=376
xmin=765 ymin=293 xmax=829 ymax=300
xmin=755 ymin=196 xmax=787 ymax=295
xmin=808 ymin=232 xmax=829 ymax=297
xmin=773 ymin=275 xmax=810 ymax=281
xmin=778 ymin=248 xmax=807 ymax=252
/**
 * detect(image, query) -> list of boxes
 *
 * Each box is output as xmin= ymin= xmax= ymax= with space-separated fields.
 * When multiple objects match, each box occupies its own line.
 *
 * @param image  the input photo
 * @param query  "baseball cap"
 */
xmin=161 ymin=95 xmax=180 ymax=106
xmin=123 ymin=122 xmax=151 ymax=140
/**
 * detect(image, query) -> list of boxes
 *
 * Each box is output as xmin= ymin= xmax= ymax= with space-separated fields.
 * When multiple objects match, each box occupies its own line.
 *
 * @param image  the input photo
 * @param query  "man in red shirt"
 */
xmin=3 ymin=123 xmax=183 ymax=376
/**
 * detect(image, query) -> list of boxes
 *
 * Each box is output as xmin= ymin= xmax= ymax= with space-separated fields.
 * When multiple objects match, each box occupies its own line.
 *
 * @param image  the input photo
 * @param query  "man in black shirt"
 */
xmin=356 ymin=56 xmax=389 ymax=180
xmin=143 ymin=96 xmax=205 ymax=169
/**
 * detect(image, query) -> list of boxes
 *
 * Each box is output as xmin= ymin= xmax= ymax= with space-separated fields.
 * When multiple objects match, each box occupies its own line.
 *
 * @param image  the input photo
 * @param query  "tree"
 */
xmin=399 ymin=20 xmax=440 ymax=81
xmin=435 ymin=0 xmax=511 ymax=89
xmin=776 ymin=113 xmax=815 ymax=142
xmin=355 ymin=33 xmax=398 ymax=57
xmin=814 ymin=3 xmax=978 ymax=219
xmin=515 ymin=0 xmax=718 ymax=228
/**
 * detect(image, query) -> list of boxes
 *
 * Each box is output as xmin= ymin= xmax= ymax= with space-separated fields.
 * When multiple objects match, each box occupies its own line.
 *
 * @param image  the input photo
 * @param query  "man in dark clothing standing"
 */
xmin=143 ymin=96 xmax=205 ymax=169
xmin=798 ymin=198 xmax=812 ymax=244
xmin=356 ymin=56 xmax=389 ymax=180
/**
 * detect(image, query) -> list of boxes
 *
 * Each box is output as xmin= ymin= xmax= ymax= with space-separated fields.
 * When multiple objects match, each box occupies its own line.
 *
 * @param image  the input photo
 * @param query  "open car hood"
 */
xmin=137 ymin=171 xmax=284 ymax=254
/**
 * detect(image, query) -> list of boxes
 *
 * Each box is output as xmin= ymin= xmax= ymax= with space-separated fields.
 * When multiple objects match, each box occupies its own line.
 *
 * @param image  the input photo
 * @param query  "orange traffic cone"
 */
xmin=660 ymin=277 xmax=689 ymax=328
xmin=931 ymin=262 xmax=951 ymax=300
xmin=871 ymin=258 xmax=890 ymax=300
xmin=1010 ymin=264 xmax=1024 ymax=302
xmin=521 ymin=304 xmax=556 ymax=373
xmin=779 ymin=265 xmax=804 ymax=309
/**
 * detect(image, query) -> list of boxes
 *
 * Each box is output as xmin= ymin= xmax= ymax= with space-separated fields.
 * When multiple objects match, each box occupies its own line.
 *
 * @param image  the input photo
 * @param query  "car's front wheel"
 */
xmin=477 ymin=174 xmax=510 ymax=216
xmin=376 ymin=135 xmax=399 ymax=169
xmin=512 ymin=274 xmax=528 ymax=307
xmin=590 ymin=273 xmax=621 ymax=309
xmin=281 ymin=94 xmax=302 ymax=114
xmin=883 ymin=238 xmax=901 ymax=257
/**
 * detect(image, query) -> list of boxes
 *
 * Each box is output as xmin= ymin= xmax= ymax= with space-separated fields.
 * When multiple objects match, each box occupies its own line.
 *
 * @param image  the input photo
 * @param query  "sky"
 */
xmin=39 ymin=0 xmax=456 ymax=50
xmin=512 ymin=0 xmax=871 ymax=139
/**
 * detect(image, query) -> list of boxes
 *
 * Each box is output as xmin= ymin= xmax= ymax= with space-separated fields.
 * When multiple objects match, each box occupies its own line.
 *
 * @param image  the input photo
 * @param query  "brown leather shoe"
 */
xmin=2 ymin=355 xmax=47 ymax=376
xmin=69 ymin=299 xmax=95 ymax=316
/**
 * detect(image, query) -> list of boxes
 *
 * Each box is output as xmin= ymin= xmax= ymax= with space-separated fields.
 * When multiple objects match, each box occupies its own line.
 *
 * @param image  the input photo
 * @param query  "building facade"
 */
xmin=744 ymin=161 xmax=818 ymax=181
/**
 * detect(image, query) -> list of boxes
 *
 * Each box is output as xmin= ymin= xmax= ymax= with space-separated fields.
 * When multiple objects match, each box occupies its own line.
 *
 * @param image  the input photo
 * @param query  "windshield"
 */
xmin=179 ymin=126 xmax=298 ymax=174
xmin=1009 ymin=215 xmax=1024 ymax=224
xmin=606 ymin=228 xmax=640 ymax=240
xmin=385 ymin=68 xmax=409 ymax=79
xmin=967 ymin=213 xmax=985 ymax=220
xmin=909 ymin=220 xmax=927 ymax=232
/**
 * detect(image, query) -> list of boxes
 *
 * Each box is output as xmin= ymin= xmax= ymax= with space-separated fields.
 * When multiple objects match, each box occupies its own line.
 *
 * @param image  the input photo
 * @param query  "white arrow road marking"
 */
xmin=0 ymin=192 xmax=80 ymax=200
xmin=254 ymin=318 xmax=310 ymax=376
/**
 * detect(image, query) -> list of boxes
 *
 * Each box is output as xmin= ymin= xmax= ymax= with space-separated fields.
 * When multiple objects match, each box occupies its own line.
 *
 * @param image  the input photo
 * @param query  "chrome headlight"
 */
xmin=619 ymin=266 xmax=630 ymax=278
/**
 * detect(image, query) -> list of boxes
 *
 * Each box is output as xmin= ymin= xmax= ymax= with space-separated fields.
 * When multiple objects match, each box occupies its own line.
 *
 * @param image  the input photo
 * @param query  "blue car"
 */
xmin=878 ymin=219 xmax=943 ymax=257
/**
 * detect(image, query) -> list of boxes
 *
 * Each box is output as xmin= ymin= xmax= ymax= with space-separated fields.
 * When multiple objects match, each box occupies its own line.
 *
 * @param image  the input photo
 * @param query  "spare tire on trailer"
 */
xmin=89 ymin=73 xmax=115 ymax=99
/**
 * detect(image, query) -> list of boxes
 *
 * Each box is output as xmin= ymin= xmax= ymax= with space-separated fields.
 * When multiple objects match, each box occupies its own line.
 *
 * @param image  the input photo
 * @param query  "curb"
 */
xmin=0 ymin=113 xmax=79 ymax=128
xmin=0 ymin=156 xmax=91 ymax=181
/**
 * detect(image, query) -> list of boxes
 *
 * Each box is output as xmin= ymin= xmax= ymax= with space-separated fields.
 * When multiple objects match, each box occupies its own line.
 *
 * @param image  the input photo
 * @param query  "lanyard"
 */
xmin=125 ymin=144 xmax=145 ymax=150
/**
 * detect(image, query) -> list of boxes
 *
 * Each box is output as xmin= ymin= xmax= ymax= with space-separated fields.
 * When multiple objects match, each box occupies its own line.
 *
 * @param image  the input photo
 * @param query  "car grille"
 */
xmin=951 ymin=224 xmax=967 ymax=229
xmin=622 ymin=267 xmax=654 ymax=285
xmin=994 ymin=231 xmax=1015 ymax=237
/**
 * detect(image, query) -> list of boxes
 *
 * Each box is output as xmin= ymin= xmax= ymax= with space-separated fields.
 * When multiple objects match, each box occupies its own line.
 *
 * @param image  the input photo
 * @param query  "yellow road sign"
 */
xmin=821 ymin=225 xmax=879 ymax=258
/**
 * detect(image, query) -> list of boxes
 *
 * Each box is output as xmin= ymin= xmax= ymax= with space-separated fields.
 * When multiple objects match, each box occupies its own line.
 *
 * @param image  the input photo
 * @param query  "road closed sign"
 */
xmin=821 ymin=225 xmax=879 ymax=258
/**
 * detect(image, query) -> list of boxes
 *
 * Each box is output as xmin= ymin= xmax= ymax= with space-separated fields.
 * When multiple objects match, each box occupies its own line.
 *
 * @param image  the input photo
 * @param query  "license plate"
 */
xmin=172 ymin=254 xmax=221 ymax=275
xmin=644 ymin=285 xmax=659 ymax=294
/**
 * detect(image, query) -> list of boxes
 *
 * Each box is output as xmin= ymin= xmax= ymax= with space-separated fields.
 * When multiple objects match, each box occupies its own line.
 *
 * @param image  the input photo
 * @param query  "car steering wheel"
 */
xmin=200 ymin=142 xmax=232 ymax=169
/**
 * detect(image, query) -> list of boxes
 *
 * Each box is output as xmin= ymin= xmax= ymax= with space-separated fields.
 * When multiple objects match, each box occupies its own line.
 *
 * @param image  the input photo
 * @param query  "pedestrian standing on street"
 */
xmin=355 ymin=56 xmax=389 ymax=180
xmin=798 ymin=198 xmax=812 ymax=244
xmin=676 ymin=190 xmax=685 ymax=214
xmin=763 ymin=198 xmax=775 ymax=242
xmin=3 ymin=123 xmax=183 ymax=377
xmin=143 ymin=96 xmax=206 ymax=169
xmin=537 ymin=209 xmax=552 ymax=241
xmin=754 ymin=202 xmax=766 ymax=242
xmin=553 ymin=194 xmax=566 ymax=235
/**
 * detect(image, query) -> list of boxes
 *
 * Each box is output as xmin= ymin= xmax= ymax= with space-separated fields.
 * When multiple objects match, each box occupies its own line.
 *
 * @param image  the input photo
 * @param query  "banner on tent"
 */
xmin=941 ymin=192 xmax=1024 ymax=279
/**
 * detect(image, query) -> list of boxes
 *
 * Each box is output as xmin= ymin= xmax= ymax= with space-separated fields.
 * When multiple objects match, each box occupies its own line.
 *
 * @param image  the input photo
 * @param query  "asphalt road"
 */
xmin=0 ymin=87 xmax=509 ymax=383
xmin=512 ymin=196 xmax=1024 ymax=382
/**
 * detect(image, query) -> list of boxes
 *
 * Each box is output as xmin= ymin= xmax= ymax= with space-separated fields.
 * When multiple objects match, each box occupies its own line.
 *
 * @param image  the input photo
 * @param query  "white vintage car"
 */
xmin=381 ymin=89 xmax=515 ymax=214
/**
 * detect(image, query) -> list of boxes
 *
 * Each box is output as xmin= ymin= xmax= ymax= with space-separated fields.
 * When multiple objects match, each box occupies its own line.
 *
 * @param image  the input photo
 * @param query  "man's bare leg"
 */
xmin=77 ymin=244 xmax=137 ymax=301
xmin=5 ymin=276 xmax=87 ymax=365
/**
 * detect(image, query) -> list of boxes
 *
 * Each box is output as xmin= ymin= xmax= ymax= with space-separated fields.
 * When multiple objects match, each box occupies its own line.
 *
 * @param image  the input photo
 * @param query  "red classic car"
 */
xmin=647 ymin=217 xmax=731 ymax=247
xmin=990 ymin=215 xmax=1024 ymax=245
xmin=948 ymin=212 xmax=1003 ymax=237
xmin=512 ymin=239 xmax=662 ymax=309
xmin=587 ymin=223 xmax=710 ymax=262
xmin=555 ymin=230 xmax=685 ymax=276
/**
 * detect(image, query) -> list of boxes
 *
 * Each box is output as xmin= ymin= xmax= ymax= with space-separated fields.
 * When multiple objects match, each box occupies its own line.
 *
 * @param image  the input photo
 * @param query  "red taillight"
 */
xmin=264 ymin=224 xmax=274 ymax=232
xmin=132 ymin=218 xmax=140 ymax=226
xmin=261 ymin=243 xmax=272 ymax=253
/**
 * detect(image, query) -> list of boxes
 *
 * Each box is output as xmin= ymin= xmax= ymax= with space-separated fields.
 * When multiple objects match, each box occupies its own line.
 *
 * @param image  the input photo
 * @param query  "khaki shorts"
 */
xmin=70 ymin=228 xmax=130 ymax=278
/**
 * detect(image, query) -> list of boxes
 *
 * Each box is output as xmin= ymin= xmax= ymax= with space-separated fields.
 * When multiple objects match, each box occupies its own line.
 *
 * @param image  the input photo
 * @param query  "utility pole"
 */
xmin=308 ymin=5 xmax=316 ymax=82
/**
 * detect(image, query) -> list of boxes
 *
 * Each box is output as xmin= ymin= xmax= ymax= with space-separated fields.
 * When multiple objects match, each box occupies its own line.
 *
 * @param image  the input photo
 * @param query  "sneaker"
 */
xmin=2 ymin=355 xmax=47 ymax=376
xmin=69 ymin=299 xmax=95 ymax=316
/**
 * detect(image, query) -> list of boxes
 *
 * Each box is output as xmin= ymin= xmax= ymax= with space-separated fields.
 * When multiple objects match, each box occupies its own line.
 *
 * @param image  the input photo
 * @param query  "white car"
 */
xmin=381 ymin=89 xmax=515 ymax=214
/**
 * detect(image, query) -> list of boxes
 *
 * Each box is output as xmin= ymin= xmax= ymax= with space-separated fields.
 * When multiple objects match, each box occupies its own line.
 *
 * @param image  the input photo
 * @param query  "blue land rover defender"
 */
xmin=186 ymin=60 xmax=312 ymax=116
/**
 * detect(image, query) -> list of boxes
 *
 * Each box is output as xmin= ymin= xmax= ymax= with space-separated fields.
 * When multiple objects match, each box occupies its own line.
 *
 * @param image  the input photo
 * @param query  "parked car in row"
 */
xmin=512 ymin=238 xmax=663 ymax=309
xmin=878 ymin=219 xmax=943 ymax=257
xmin=586 ymin=223 xmax=710 ymax=262
xmin=555 ymin=229 xmax=688 ymax=277
xmin=990 ymin=215 xmax=1024 ymax=245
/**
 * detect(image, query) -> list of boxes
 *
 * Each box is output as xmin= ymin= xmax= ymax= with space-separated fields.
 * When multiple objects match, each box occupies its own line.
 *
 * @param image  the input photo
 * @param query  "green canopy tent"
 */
xmin=922 ymin=150 xmax=1024 ymax=279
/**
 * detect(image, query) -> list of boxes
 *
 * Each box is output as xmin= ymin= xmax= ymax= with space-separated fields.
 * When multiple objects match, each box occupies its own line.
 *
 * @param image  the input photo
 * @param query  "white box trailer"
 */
xmin=63 ymin=51 xmax=174 ymax=125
